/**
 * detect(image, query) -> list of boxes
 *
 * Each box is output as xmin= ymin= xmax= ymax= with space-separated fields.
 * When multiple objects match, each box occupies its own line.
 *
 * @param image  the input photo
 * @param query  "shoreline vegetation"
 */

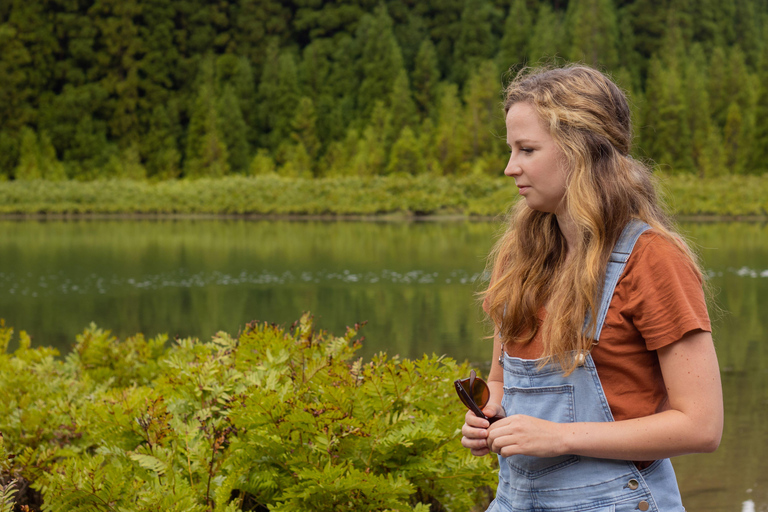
xmin=0 ymin=315 xmax=496 ymax=511
xmin=0 ymin=174 xmax=766 ymax=220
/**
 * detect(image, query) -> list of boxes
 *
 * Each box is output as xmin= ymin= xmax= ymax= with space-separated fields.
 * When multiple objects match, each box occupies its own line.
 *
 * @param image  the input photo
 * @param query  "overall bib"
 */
xmin=488 ymin=220 xmax=686 ymax=512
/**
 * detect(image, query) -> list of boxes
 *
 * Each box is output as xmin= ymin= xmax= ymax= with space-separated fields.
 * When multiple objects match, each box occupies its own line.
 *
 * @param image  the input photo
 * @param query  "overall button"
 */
xmin=627 ymin=478 xmax=639 ymax=490
xmin=637 ymin=501 xmax=650 ymax=511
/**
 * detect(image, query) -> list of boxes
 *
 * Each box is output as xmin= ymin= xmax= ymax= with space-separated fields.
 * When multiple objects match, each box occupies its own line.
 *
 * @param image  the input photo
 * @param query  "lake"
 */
xmin=0 ymin=218 xmax=765 ymax=511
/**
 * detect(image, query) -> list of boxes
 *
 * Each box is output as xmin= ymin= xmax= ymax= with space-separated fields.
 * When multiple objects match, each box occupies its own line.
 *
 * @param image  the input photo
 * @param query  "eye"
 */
xmin=521 ymin=148 xmax=534 ymax=154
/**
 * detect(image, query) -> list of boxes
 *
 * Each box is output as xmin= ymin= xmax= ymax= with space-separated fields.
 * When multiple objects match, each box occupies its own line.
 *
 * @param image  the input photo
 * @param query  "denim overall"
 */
xmin=488 ymin=220 xmax=686 ymax=512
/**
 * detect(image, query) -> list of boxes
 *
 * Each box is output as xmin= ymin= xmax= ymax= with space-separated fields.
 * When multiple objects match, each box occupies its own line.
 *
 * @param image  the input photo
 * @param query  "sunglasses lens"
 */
xmin=460 ymin=376 xmax=489 ymax=408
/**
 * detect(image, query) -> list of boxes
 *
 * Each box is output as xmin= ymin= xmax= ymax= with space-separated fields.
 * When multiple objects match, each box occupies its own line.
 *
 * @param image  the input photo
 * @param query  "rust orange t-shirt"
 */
xmin=486 ymin=230 xmax=711 ymax=464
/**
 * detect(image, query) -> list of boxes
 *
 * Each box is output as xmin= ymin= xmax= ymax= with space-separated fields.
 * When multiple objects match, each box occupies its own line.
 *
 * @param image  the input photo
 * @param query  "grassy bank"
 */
xmin=0 ymin=174 xmax=765 ymax=218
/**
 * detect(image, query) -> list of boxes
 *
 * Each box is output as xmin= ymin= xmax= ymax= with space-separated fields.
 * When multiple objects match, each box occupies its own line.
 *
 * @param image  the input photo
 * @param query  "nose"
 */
xmin=504 ymin=153 xmax=521 ymax=177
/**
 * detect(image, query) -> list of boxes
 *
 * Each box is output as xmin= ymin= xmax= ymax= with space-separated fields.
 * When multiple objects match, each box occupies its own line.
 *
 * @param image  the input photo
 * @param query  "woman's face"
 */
xmin=504 ymin=102 xmax=569 ymax=215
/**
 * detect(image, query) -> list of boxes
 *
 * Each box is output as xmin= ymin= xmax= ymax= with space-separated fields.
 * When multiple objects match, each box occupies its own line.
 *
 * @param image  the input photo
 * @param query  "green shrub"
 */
xmin=0 ymin=316 xmax=496 ymax=511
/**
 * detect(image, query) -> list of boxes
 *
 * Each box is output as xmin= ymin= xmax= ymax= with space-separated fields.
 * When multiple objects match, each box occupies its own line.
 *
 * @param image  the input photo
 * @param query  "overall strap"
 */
xmin=585 ymin=219 xmax=651 ymax=341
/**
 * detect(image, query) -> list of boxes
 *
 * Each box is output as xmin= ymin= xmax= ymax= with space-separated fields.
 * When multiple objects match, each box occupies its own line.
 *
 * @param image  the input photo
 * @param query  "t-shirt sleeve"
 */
xmin=620 ymin=232 xmax=712 ymax=351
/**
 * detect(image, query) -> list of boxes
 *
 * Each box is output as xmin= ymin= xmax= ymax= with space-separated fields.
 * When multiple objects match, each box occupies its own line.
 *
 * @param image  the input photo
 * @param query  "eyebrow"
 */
xmin=507 ymin=139 xmax=539 ymax=147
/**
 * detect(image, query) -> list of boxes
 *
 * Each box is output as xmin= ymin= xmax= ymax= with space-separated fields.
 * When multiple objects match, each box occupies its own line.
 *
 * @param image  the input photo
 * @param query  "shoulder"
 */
xmin=624 ymin=229 xmax=703 ymax=285
xmin=614 ymin=228 xmax=710 ymax=350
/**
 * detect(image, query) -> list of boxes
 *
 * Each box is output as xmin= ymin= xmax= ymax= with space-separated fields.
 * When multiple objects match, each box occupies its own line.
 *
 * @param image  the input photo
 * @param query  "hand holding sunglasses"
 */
xmin=454 ymin=369 xmax=504 ymax=424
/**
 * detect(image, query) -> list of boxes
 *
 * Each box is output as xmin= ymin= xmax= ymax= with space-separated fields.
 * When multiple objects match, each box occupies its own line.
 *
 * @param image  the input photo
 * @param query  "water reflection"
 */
xmin=0 ymin=219 xmax=765 ymax=511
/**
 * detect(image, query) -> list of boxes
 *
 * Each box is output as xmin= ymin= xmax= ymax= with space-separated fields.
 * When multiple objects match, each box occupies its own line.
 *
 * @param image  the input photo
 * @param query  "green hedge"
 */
xmin=1 ymin=174 xmax=765 ymax=217
xmin=0 ymin=316 xmax=496 ymax=512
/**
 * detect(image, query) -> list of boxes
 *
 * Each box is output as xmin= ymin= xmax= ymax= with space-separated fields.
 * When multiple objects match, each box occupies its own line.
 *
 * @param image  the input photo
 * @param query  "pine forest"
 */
xmin=1 ymin=0 xmax=767 ymax=181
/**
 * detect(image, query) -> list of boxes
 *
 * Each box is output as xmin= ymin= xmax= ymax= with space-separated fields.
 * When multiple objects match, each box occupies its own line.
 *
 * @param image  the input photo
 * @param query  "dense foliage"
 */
xmin=1 ymin=0 xmax=767 ymax=180
xmin=0 ymin=314 xmax=496 ymax=511
xmin=0 ymin=174 xmax=766 ymax=217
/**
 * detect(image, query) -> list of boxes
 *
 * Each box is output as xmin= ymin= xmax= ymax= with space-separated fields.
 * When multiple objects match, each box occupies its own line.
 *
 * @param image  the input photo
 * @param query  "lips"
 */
xmin=517 ymin=185 xmax=530 ymax=194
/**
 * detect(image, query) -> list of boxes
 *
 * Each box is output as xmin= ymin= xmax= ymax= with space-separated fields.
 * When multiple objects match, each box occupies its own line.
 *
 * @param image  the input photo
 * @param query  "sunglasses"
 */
xmin=453 ymin=369 xmax=502 ymax=424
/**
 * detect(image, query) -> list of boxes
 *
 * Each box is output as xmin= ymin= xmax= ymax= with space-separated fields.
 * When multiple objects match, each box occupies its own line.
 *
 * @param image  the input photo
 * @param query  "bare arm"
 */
xmin=486 ymin=329 xmax=723 ymax=460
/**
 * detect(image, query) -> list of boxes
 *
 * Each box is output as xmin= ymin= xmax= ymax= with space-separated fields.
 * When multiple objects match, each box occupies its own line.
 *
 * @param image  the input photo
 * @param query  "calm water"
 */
xmin=0 ymin=219 xmax=765 ymax=512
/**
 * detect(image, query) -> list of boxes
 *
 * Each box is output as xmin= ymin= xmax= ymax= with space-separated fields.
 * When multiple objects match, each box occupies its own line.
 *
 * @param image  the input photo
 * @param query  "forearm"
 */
xmin=560 ymin=408 xmax=721 ymax=461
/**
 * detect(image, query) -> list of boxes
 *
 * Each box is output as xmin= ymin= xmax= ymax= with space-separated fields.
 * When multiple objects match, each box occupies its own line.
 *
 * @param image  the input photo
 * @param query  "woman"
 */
xmin=461 ymin=65 xmax=723 ymax=512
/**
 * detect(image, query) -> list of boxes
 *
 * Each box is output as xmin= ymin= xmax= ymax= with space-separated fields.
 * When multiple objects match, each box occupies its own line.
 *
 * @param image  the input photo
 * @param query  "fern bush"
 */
xmin=0 ymin=316 xmax=496 ymax=511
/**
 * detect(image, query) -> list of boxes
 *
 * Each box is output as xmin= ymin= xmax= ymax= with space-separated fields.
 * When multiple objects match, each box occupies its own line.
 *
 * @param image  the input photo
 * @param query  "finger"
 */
xmin=461 ymin=423 xmax=489 ymax=440
xmin=465 ymin=410 xmax=490 ymax=428
xmin=470 ymin=447 xmax=491 ymax=457
xmin=482 ymin=403 xmax=504 ymax=419
xmin=462 ymin=436 xmax=490 ymax=451
xmin=490 ymin=434 xmax=518 ymax=455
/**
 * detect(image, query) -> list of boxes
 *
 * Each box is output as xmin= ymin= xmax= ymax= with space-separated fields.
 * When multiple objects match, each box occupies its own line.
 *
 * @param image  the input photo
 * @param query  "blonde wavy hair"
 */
xmin=483 ymin=64 xmax=702 ymax=375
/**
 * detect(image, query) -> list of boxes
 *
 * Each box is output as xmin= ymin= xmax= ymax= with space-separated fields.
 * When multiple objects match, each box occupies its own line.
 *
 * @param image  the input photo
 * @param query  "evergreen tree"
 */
xmin=323 ymin=128 xmax=360 ymax=176
xmin=435 ymin=83 xmax=470 ymax=174
xmin=641 ymin=57 xmax=689 ymax=172
xmin=616 ymin=6 xmax=643 ymax=87
xmin=665 ymin=0 xmax=694 ymax=47
xmin=249 ymin=148 xmax=277 ymax=175
xmin=748 ymin=42 xmax=768 ymax=174
xmin=692 ymin=0 xmax=735 ymax=51
xmin=90 ymin=0 xmax=143 ymax=145
xmin=323 ymin=34 xmax=361 ymax=142
xmin=527 ymin=3 xmax=563 ymax=64
xmin=726 ymin=47 xmax=758 ymax=174
xmin=734 ymin=0 xmax=761 ymax=68
xmin=38 ymin=131 xmax=67 ymax=180
xmin=144 ymin=103 xmax=182 ymax=179
xmin=726 ymin=46 xmax=756 ymax=114
xmin=137 ymin=0 xmax=187 ymax=112
xmin=567 ymin=0 xmax=619 ymax=69
xmin=657 ymin=10 xmax=687 ymax=70
xmin=0 ymin=21 xmax=33 ymax=134
xmin=416 ymin=0 xmax=465 ymax=78
xmin=418 ymin=117 xmax=441 ymax=174
xmin=626 ymin=0 xmax=669 ymax=61
xmin=290 ymin=97 xmax=321 ymax=168
xmin=231 ymin=0 xmax=292 ymax=69
xmin=276 ymin=141 xmax=312 ymax=178
xmin=393 ymin=11 xmax=428 ymax=72
xmin=217 ymin=85 xmax=250 ymax=173
xmin=497 ymin=0 xmax=530 ymax=71
xmin=105 ymin=143 xmax=146 ymax=179
xmin=707 ymin=46 xmax=729 ymax=129
xmin=216 ymin=54 xmax=258 ymax=148
xmin=300 ymin=38 xmax=342 ymax=147
xmin=14 ymin=127 xmax=42 ymax=180
xmin=300 ymin=39 xmax=331 ymax=100
xmin=452 ymin=0 xmax=495 ymax=84
xmin=724 ymin=102 xmax=745 ymax=174
xmin=683 ymin=45 xmax=718 ymax=177
xmin=351 ymin=101 xmax=391 ymax=176
xmin=257 ymin=42 xmax=300 ymax=150
xmin=412 ymin=39 xmax=441 ymax=118
xmin=387 ymin=126 xmax=427 ymax=175
xmin=185 ymin=82 xmax=229 ymax=178
xmin=15 ymin=128 xmax=66 ymax=181
xmin=463 ymin=61 xmax=503 ymax=160
xmin=65 ymin=115 xmax=113 ymax=179
xmin=356 ymin=5 xmax=405 ymax=121
xmin=388 ymin=70 xmax=419 ymax=139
